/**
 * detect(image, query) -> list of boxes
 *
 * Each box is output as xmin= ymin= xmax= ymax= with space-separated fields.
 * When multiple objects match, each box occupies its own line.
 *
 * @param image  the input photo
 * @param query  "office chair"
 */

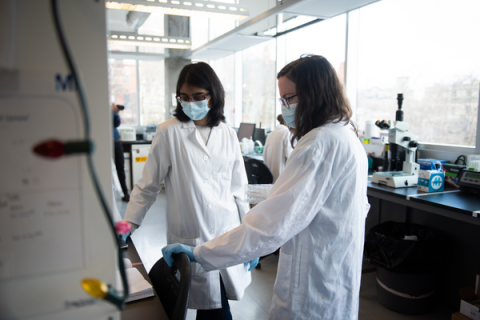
xmin=148 ymin=253 xmax=192 ymax=320
xmin=245 ymin=159 xmax=273 ymax=185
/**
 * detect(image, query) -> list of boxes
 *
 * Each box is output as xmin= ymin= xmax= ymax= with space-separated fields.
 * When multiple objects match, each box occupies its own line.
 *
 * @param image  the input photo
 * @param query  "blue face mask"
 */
xmin=181 ymin=99 xmax=210 ymax=121
xmin=281 ymin=103 xmax=297 ymax=128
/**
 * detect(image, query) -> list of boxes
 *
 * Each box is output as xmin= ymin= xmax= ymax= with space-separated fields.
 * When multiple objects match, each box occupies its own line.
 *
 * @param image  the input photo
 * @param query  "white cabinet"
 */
xmin=131 ymin=144 xmax=151 ymax=187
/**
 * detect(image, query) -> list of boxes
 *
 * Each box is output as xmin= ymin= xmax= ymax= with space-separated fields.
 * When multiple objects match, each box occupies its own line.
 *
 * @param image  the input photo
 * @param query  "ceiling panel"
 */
xmin=284 ymin=0 xmax=380 ymax=18
xmin=191 ymin=34 xmax=272 ymax=60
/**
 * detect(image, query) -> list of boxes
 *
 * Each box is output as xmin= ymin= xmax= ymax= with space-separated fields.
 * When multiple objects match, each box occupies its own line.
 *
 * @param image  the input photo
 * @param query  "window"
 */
xmin=283 ymin=14 xmax=346 ymax=85
xmin=211 ymin=54 xmax=235 ymax=126
xmin=352 ymin=0 xmax=480 ymax=147
xmin=108 ymin=59 xmax=165 ymax=126
xmin=242 ymin=39 xmax=277 ymax=130
xmin=275 ymin=15 xmax=347 ymax=120
xmin=108 ymin=59 xmax=138 ymax=125
xmin=139 ymin=60 xmax=165 ymax=126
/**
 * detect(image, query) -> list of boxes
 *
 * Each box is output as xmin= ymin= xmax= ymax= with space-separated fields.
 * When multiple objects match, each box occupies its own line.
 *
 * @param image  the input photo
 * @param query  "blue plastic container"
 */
xmin=417 ymin=159 xmax=449 ymax=171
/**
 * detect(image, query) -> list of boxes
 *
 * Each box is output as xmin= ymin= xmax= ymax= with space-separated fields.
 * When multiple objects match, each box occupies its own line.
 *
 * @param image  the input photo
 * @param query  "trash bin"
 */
xmin=364 ymin=221 xmax=447 ymax=314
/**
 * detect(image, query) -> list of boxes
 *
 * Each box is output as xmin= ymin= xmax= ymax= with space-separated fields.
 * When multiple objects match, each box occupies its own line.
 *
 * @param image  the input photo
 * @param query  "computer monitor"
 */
xmin=254 ymin=128 xmax=266 ymax=145
xmin=237 ymin=122 xmax=256 ymax=141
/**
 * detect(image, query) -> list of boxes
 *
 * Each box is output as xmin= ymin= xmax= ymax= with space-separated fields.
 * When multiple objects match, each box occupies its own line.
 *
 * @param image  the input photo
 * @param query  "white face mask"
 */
xmin=180 ymin=99 xmax=210 ymax=121
xmin=281 ymin=103 xmax=297 ymax=128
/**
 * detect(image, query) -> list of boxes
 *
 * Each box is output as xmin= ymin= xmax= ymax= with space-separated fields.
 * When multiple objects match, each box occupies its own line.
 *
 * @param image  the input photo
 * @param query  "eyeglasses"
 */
xmin=278 ymin=95 xmax=297 ymax=109
xmin=176 ymin=93 xmax=210 ymax=103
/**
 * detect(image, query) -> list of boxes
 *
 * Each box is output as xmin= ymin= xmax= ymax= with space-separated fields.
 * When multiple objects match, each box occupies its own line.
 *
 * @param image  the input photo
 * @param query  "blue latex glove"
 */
xmin=122 ymin=231 xmax=130 ymax=243
xmin=162 ymin=243 xmax=196 ymax=267
xmin=244 ymin=258 xmax=260 ymax=271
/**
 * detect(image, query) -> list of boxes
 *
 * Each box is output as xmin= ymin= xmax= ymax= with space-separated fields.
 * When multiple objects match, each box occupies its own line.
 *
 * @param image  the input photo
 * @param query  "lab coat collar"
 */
xmin=182 ymin=119 xmax=215 ymax=156
xmin=181 ymin=120 xmax=196 ymax=129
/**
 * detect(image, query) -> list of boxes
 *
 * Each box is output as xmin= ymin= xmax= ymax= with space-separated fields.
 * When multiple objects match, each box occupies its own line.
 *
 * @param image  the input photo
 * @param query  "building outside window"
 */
xmin=108 ymin=59 xmax=138 ymax=125
xmin=352 ymin=0 xmax=480 ymax=147
xmin=282 ymin=14 xmax=346 ymax=84
xmin=139 ymin=60 xmax=165 ymax=126
xmin=242 ymin=39 xmax=277 ymax=130
xmin=108 ymin=58 xmax=165 ymax=127
xmin=211 ymin=54 xmax=236 ymax=126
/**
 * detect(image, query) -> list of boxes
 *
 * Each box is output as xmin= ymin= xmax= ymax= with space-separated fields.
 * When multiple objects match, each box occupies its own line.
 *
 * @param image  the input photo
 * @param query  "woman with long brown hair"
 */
xmin=163 ymin=55 xmax=370 ymax=319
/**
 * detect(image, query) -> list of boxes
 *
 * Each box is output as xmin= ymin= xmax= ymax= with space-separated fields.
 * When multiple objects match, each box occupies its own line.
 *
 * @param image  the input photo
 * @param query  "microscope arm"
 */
xmin=402 ymin=141 xmax=420 ymax=175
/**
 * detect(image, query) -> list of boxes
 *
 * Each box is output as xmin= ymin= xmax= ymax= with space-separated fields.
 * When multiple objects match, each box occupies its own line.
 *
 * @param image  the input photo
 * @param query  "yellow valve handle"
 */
xmin=81 ymin=279 xmax=108 ymax=299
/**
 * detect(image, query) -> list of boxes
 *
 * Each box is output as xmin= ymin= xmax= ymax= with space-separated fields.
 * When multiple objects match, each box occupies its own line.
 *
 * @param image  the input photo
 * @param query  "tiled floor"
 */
xmin=116 ymin=191 xmax=452 ymax=320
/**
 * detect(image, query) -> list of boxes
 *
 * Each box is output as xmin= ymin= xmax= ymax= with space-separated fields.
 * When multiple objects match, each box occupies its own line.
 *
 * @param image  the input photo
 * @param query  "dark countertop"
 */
xmin=408 ymin=191 xmax=480 ymax=215
xmin=367 ymin=180 xmax=422 ymax=198
xmin=243 ymin=153 xmax=264 ymax=162
xmin=120 ymin=140 xmax=152 ymax=145
xmin=368 ymin=178 xmax=480 ymax=224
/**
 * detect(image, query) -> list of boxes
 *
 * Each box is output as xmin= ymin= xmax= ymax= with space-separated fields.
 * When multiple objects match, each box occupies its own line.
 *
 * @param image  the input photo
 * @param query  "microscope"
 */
xmin=371 ymin=94 xmax=420 ymax=188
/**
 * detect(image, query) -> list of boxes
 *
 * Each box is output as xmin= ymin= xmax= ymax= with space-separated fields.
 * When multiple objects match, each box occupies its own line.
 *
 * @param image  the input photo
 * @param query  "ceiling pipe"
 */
xmin=126 ymin=11 xmax=151 ymax=30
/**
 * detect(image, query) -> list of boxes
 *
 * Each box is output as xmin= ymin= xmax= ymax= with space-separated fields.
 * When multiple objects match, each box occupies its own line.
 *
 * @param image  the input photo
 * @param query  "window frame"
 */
xmin=108 ymin=51 xmax=167 ymax=129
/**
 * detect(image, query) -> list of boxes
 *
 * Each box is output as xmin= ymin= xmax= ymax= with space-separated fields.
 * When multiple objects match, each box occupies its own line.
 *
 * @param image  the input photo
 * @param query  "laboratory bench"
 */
xmin=121 ymin=236 xmax=168 ymax=320
xmin=243 ymin=152 xmax=264 ymax=162
xmin=366 ymin=179 xmax=480 ymax=312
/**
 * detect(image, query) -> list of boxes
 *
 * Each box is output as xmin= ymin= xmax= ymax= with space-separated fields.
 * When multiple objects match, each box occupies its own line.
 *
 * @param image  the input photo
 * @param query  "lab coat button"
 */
xmin=204 ymin=155 xmax=209 ymax=160
xmin=210 ymin=229 xmax=214 ymax=234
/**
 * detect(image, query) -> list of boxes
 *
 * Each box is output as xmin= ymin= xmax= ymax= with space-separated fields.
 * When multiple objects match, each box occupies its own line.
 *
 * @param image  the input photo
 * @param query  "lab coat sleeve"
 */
xmin=194 ymin=145 xmax=339 ymax=272
xmin=283 ymin=132 xmax=293 ymax=159
xmin=364 ymin=196 xmax=371 ymax=218
xmin=231 ymin=138 xmax=250 ymax=220
xmin=123 ymin=129 xmax=171 ymax=226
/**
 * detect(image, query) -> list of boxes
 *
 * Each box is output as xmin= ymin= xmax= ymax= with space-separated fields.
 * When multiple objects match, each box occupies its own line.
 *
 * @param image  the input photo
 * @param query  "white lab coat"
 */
xmin=194 ymin=121 xmax=370 ymax=319
xmin=124 ymin=118 xmax=251 ymax=310
xmin=263 ymin=124 xmax=293 ymax=183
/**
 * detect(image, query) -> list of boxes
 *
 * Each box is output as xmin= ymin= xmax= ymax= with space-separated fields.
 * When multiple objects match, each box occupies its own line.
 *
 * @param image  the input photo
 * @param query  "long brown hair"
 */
xmin=277 ymin=55 xmax=356 ymax=146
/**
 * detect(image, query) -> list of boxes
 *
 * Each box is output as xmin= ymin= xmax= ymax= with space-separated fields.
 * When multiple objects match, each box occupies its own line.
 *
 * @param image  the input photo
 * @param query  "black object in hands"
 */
xmin=117 ymin=104 xmax=125 ymax=111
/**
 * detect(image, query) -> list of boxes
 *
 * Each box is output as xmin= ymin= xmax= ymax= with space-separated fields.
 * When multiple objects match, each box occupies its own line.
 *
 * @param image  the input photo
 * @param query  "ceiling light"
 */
xmin=108 ymin=31 xmax=191 ymax=49
xmin=106 ymin=1 xmax=249 ymax=21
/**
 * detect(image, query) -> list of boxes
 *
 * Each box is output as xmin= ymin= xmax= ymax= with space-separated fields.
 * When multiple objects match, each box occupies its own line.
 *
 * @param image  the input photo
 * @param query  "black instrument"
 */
xmin=458 ymin=168 xmax=480 ymax=195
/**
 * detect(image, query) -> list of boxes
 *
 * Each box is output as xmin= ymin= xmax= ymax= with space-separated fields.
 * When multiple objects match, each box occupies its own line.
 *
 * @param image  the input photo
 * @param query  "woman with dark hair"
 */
xmin=163 ymin=55 xmax=370 ymax=319
xmin=124 ymin=62 xmax=257 ymax=320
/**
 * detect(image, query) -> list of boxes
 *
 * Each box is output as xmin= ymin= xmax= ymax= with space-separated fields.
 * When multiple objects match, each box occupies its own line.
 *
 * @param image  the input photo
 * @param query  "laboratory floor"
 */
xmin=116 ymin=191 xmax=451 ymax=320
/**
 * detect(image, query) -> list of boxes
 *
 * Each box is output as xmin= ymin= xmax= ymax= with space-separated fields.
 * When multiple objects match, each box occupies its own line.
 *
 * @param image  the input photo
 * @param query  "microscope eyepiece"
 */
xmin=396 ymin=93 xmax=404 ymax=121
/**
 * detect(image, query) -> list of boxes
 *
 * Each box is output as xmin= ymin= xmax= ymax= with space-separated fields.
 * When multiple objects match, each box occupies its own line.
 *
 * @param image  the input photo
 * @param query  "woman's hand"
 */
xmin=244 ymin=258 xmax=260 ymax=271
xmin=162 ymin=243 xmax=196 ymax=267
